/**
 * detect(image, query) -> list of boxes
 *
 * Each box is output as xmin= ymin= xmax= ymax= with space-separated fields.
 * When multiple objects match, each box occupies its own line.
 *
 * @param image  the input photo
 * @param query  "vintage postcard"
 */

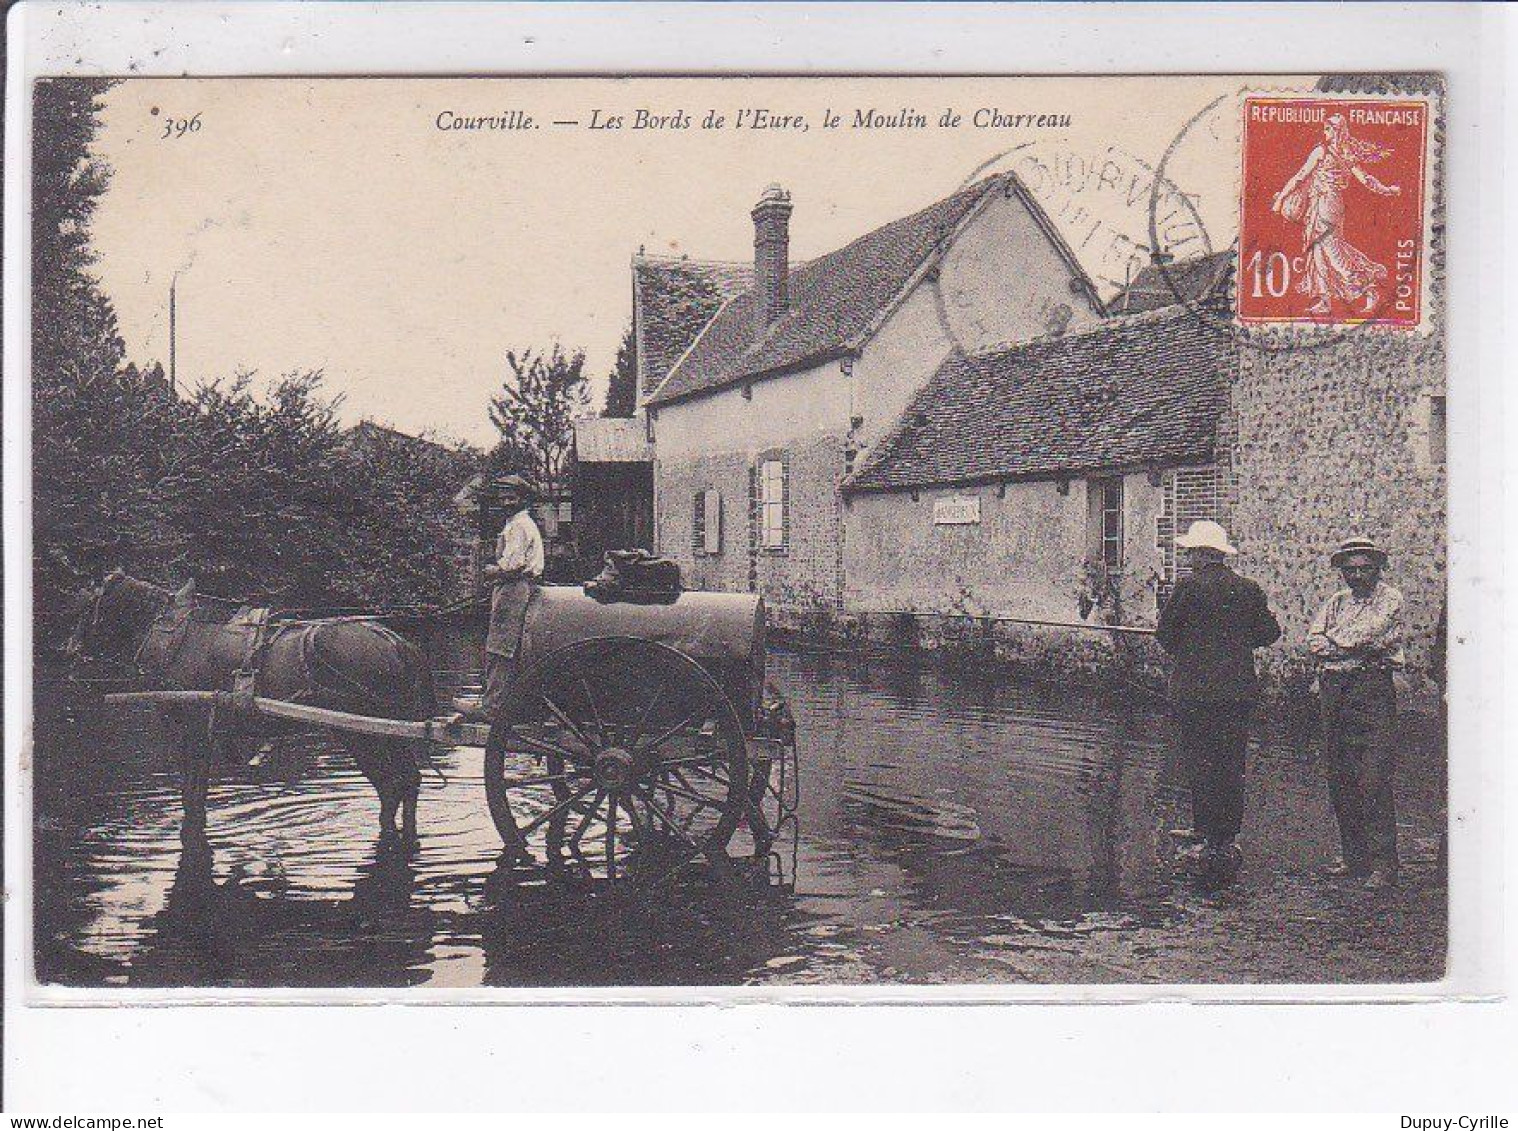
xmin=22 ymin=72 xmax=1449 ymax=996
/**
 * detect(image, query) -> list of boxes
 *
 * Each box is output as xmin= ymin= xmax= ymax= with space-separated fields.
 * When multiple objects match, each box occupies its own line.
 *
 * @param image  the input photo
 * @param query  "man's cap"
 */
xmin=1174 ymin=520 xmax=1238 ymax=555
xmin=1330 ymin=536 xmax=1388 ymax=568
xmin=491 ymin=474 xmax=534 ymax=498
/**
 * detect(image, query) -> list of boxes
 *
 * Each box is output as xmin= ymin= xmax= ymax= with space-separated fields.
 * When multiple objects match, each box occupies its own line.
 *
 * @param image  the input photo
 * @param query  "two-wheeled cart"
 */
xmin=107 ymin=585 xmax=800 ymax=889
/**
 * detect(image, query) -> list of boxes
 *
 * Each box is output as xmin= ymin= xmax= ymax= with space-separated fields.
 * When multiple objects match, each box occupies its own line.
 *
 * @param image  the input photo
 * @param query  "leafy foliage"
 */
xmin=31 ymin=78 xmax=482 ymax=631
xmin=486 ymin=344 xmax=590 ymax=496
xmin=602 ymin=323 xmax=638 ymax=418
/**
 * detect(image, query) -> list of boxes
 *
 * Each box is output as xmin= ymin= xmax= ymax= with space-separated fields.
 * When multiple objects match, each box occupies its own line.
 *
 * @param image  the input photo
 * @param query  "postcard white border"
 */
xmin=5 ymin=0 xmax=1513 ymax=1112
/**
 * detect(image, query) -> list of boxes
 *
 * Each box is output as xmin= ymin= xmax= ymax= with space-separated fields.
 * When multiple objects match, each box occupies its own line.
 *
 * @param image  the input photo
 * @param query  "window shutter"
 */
xmin=703 ymin=489 xmax=722 ymax=555
xmin=780 ymin=457 xmax=790 ymax=549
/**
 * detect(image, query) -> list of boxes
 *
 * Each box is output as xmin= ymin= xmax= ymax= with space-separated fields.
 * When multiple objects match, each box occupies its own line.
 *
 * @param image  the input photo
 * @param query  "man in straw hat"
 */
xmin=478 ymin=474 xmax=544 ymax=723
xmin=1156 ymin=520 xmax=1281 ymax=884
xmin=1309 ymin=535 xmax=1405 ymax=890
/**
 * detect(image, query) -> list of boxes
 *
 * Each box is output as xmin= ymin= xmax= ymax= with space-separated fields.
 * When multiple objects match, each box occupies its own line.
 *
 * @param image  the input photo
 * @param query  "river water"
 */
xmin=32 ymin=647 xmax=1447 ymax=989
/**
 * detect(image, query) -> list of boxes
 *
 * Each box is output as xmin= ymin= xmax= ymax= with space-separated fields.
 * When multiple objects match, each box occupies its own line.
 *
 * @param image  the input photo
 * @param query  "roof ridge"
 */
xmin=651 ymin=175 xmax=1012 ymax=406
xmin=643 ymin=290 xmax=747 ymax=406
xmin=633 ymin=252 xmax=754 ymax=271
xmin=963 ymin=302 xmax=1201 ymax=362
xmin=844 ymin=312 xmax=1234 ymax=494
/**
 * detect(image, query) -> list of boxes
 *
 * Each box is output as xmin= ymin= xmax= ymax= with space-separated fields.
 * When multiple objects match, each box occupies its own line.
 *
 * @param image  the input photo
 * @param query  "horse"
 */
xmin=66 ymin=570 xmax=438 ymax=847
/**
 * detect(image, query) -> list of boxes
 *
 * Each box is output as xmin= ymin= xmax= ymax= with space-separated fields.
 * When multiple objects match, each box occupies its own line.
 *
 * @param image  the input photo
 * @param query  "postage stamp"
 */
xmin=1238 ymin=95 xmax=1430 ymax=328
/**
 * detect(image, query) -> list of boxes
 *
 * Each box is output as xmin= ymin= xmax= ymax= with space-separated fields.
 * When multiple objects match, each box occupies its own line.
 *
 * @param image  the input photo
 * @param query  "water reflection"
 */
xmin=33 ymin=647 xmax=1447 ymax=987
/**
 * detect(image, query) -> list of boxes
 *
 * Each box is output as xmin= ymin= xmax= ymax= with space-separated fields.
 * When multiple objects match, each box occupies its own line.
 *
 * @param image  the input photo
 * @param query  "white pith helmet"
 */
xmin=1174 ymin=520 xmax=1238 ymax=556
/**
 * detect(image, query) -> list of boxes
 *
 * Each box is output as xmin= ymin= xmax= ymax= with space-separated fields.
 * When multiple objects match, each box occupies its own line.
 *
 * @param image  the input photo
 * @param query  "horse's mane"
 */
xmin=104 ymin=573 xmax=251 ymax=626
xmin=103 ymin=574 xmax=173 ymax=616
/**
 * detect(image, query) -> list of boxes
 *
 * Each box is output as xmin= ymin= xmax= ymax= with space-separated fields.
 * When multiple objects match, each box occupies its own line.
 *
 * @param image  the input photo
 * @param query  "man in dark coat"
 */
xmin=1156 ymin=520 xmax=1282 ymax=883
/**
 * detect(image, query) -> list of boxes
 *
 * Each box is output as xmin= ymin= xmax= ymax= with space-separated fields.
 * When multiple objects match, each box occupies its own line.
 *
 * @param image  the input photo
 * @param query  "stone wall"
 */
xmin=655 ymin=434 xmax=847 ymax=629
xmin=1228 ymin=330 xmax=1446 ymax=693
xmin=842 ymin=469 xmax=1180 ymax=630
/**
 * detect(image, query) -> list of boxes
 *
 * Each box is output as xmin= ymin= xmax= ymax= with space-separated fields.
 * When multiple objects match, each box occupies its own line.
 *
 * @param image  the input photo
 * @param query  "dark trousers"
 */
xmin=1320 ymin=668 xmax=1399 ymax=875
xmin=1173 ymin=698 xmax=1254 ymax=846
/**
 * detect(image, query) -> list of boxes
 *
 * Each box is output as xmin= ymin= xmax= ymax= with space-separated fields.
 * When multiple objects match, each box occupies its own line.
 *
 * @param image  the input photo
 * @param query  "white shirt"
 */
xmin=494 ymin=509 xmax=544 ymax=579
xmin=1309 ymin=580 xmax=1406 ymax=672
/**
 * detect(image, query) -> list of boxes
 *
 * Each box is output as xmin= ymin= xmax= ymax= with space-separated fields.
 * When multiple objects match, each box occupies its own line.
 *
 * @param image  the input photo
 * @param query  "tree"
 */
xmin=32 ymin=78 xmax=125 ymax=388
xmin=602 ymin=323 xmax=638 ymax=418
xmin=487 ymin=344 xmax=590 ymax=497
xmin=30 ymin=77 xmax=161 ymax=613
xmin=29 ymin=76 xmax=483 ymax=622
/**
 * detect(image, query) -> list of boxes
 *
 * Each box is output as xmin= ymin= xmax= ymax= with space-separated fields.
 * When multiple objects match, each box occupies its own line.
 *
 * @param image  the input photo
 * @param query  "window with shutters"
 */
xmin=703 ymin=489 xmax=722 ymax=555
xmin=760 ymin=458 xmax=786 ymax=551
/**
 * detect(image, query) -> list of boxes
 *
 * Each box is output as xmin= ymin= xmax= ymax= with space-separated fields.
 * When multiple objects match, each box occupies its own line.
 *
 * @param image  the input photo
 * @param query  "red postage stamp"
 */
xmin=1238 ymin=96 xmax=1429 ymax=328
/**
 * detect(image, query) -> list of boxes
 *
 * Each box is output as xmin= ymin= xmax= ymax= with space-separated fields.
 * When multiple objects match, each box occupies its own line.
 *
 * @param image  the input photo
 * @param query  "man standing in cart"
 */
xmin=481 ymin=474 xmax=544 ymax=722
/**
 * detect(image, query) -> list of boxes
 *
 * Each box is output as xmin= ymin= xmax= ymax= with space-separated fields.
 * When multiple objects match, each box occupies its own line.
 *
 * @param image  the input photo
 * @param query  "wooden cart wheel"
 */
xmin=483 ymin=637 xmax=750 ymax=887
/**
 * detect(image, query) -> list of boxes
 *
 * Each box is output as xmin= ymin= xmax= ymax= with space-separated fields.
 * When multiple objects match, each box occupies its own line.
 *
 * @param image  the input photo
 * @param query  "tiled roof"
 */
xmin=574 ymin=416 xmax=652 ymax=463
xmin=647 ymin=173 xmax=1092 ymax=407
xmin=633 ymin=256 xmax=752 ymax=401
xmin=1110 ymin=250 xmax=1234 ymax=314
xmin=844 ymin=307 xmax=1236 ymax=493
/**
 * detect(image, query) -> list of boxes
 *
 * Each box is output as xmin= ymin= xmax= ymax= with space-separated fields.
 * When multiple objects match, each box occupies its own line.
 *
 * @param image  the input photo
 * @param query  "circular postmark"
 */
xmin=929 ymin=137 xmax=1221 ymax=358
xmin=925 ymin=88 xmax=1427 ymax=361
xmin=1149 ymin=87 xmax=1428 ymax=354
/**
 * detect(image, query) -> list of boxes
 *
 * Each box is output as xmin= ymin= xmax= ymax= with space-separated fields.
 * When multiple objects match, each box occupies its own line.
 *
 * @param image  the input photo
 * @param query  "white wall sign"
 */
xmin=933 ymin=495 xmax=981 ymax=525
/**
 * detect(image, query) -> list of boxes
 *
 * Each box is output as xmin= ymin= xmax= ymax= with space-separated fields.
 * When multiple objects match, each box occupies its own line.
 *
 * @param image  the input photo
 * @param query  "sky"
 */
xmin=86 ymin=75 xmax=1304 ymax=447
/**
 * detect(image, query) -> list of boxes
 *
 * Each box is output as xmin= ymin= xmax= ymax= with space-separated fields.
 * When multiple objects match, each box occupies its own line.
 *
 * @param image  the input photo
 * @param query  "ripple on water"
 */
xmin=32 ymin=647 xmax=1445 ymax=987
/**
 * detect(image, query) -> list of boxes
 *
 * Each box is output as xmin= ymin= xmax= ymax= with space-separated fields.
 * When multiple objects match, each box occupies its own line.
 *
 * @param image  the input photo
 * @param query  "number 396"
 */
xmin=160 ymin=112 xmax=202 ymax=139
xmin=1246 ymin=249 xmax=1304 ymax=299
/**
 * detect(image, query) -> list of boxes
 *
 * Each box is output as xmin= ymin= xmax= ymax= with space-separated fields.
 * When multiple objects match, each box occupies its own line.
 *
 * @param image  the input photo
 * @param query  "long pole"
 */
xmin=168 ymin=276 xmax=177 ymax=392
xmin=850 ymin=608 xmax=1156 ymax=636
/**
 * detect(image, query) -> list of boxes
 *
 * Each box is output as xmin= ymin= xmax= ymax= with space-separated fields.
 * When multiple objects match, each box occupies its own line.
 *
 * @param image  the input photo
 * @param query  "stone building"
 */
xmin=840 ymin=306 xmax=1236 ymax=630
xmin=632 ymin=170 xmax=1445 ymax=693
xmin=641 ymin=174 xmax=1106 ymax=626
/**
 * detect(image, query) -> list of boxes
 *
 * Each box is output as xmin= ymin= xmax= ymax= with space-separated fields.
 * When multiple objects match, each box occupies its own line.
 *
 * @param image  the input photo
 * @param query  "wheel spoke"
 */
xmin=634 ymin=709 xmax=704 ymax=758
xmin=636 ymin=786 xmax=701 ymax=848
xmin=540 ymin=691 xmax=598 ymax=753
xmin=655 ymin=752 xmax=725 ymax=770
xmin=579 ymin=677 xmax=606 ymax=745
xmin=619 ymin=793 xmax=648 ymax=840
xmin=498 ymin=726 xmax=592 ymax=765
xmin=497 ymin=769 xmax=587 ymax=790
xmin=684 ymin=762 xmax=733 ymax=788
xmin=623 ymin=679 xmax=666 ymax=750
xmin=670 ymin=770 xmax=715 ymax=835
xmin=605 ymin=802 xmax=619 ymax=883
xmin=651 ymin=775 xmax=724 ymax=810
xmin=517 ymin=781 xmax=597 ymax=837
xmin=569 ymin=789 xmax=605 ymax=855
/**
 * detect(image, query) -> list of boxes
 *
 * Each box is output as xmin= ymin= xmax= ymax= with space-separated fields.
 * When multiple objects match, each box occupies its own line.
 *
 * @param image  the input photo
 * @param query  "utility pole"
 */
xmin=169 ymin=275 xmax=177 ymax=392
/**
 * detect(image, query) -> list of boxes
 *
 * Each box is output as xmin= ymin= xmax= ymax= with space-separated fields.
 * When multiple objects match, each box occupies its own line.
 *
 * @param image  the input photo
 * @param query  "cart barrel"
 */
xmin=517 ymin=586 xmax=767 ymax=723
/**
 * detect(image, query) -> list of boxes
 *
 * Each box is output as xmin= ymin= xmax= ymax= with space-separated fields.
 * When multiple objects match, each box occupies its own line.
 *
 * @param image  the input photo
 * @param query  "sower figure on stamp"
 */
xmin=1156 ymin=521 xmax=1282 ymax=885
xmin=1309 ymin=535 xmax=1405 ymax=891
xmin=479 ymin=474 xmax=544 ymax=724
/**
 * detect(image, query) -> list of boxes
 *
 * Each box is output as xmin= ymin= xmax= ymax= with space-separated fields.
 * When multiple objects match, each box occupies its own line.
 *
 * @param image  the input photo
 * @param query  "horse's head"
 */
xmin=64 ymin=569 xmax=191 ymax=666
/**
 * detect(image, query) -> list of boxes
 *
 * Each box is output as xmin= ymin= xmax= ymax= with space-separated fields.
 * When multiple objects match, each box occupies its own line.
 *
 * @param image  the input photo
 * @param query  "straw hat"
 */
xmin=1330 ymin=535 xmax=1388 ymax=568
xmin=1174 ymin=520 xmax=1238 ymax=555
xmin=491 ymin=474 xmax=535 ymax=500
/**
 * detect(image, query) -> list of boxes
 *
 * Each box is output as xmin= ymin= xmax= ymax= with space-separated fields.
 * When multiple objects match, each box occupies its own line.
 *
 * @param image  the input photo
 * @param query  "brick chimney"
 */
xmin=751 ymin=183 xmax=793 ymax=333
